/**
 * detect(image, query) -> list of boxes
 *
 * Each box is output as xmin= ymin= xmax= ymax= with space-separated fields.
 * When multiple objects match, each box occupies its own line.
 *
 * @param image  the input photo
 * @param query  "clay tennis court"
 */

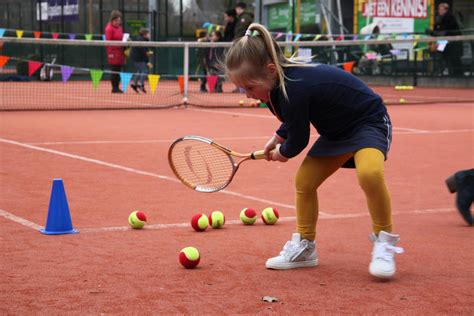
xmin=0 ymin=86 xmax=473 ymax=314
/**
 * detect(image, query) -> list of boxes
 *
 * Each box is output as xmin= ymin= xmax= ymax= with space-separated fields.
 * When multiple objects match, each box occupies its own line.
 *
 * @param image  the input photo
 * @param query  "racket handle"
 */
xmin=251 ymin=150 xmax=274 ymax=160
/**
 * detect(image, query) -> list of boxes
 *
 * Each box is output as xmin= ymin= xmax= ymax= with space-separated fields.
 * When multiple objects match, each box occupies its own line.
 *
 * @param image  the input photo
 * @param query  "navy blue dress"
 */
xmin=267 ymin=64 xmax=392 ymax=168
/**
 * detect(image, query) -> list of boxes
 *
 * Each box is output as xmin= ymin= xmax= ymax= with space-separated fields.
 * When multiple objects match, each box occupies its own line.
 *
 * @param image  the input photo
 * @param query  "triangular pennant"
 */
xmin=85 ymin=34 xmax=93 ymax=40
xmin=336 ymin=35 xmax=343 ymax=41
xmin=90 ymin=69 xmax=103 ymax=89
xmin=148 ymin=74 xmax=160 ymax=93
xmin=343 ymin=61 xmax=355 ymax=73
xmin=28 ymin=61 xmax=42 ymax=76
xmin=34 ymin=31 xmax=41 ymax=39
xmin=216 ymin=25 xmax=221 ymax=31
xmin=0 ymin=29 xmax=5 ymax=38
xmin=52 ymin=32 xmax=59 ymax=39
xmin=274 ymin=33 xmax=283 ymax=40
xmin=206 ymin=75 xmax=218 ymax=93
xmin=364 ymin=34 xmax=371 ymax=40
xmin=0 ymin=55 xmax=10 ymax=68
xmin=177 ymin=75 xmax=184 ymax=94
xmin=352 ymin=35 xmax=359 ymax=40
xmin=313 ymin=34 xmax=322 ymax=41
xmin=68 ymin=34 xmax=76 ymax=40
xmin=102 ymin=34 xmax=106 ymax=41
xmin=16 ymin=30 xmax=24 ymax=39
xmin=293 ymin=34 xmax=302 ymax=42
xmin=202 ymin=22 xmax=210 ymax=28
xmin=61 ymin=66 xmax=74 ymax=83
xmin=119 ymin=72 xmax=133 ymax=93
xmin=207 ymin=24 xmax=213 ymax=35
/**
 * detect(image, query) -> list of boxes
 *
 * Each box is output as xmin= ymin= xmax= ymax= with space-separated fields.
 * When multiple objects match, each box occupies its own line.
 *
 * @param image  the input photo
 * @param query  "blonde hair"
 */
xmin=225 ymin=23 xmax=307 ymax=99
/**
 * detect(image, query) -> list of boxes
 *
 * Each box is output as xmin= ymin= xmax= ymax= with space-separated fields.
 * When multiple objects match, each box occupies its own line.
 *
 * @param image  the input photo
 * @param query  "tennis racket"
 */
xmin=168 ymin=135 xmax=267 ymax=193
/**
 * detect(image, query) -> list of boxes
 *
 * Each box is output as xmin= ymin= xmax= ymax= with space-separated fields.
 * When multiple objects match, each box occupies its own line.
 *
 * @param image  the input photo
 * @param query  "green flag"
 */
xmin=90 ymin=69 xmax=103 ymax=89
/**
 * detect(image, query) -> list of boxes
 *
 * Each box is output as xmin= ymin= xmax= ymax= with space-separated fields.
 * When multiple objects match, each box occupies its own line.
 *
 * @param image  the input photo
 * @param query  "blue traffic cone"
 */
xmin=40 ymin=178 xmax=78 ymax=235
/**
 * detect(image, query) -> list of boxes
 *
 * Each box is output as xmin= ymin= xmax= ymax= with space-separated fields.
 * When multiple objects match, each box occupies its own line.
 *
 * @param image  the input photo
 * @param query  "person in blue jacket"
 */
xmin=224 ymin=23 xmax=404 ymax=279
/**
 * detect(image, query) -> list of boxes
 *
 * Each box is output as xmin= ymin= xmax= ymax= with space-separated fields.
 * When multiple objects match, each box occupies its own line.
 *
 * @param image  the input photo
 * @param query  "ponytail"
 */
xmin=225 ymin=23 xmax=307 ymax=100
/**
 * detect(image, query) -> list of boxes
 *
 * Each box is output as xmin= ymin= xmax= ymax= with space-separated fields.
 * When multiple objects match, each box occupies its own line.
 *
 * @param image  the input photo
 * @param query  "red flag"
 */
xmin=52 ymin=32 xmax=59 ymax=39
xmin=34 ymin=31 xmax=41 ymax=39
xmin=343 ymin=61 xmax=355 ymax=73
xmin=206 ymin=75 xmax=218 ymax=93
xmin=28 ymin=61 xmax=42 ymax=77
xmin=0 ymin=55 xmax=10 ymax=68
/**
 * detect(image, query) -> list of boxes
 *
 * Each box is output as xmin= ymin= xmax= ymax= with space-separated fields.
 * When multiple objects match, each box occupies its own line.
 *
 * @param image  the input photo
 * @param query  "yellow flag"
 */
xmin=16 ymin=30 xmax=24 ymax=38
xmin=148 ymin=74 xmax=161 ymax=94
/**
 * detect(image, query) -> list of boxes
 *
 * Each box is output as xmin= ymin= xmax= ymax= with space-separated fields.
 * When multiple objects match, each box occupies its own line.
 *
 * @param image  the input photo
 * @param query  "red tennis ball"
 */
xmin=179 ymin=247 xmax=200 ymax=269
xmin=261 ymin=207 xmax=279 ymax=225
xmin=191 ymin=213 xmax=209 ymax=232
xmin=209 ymin=210 xmax=225 ymax=229
xmin=240 ymin=208 xmax=257 ymax=225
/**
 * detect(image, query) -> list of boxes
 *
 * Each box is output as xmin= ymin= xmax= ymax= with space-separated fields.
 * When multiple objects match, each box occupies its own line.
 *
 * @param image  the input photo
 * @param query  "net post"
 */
xmin=183 ymin=42 xmax=189 ymax=108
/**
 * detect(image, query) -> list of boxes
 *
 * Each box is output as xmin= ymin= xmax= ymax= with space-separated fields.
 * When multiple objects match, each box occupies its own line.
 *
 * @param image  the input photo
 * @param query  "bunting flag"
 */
xmin=52 ymin=32 xmax=59 ymax=39
xmin=61 ymin=66 xmax=74 ymax=83
xmin=202 ymin=22 xmax=210 ymax=28
xmin=336 ymin=35 xmax=344 ymax=41
xmin=366 ymin=52 xmax=378 ymax=60
xmin=343 ymin=61 xmax=355 ymax=73
xmin=413 ymin=35 xmax=420 ymax=47
xmin=352 ymin=35 xmax=359 ymax=40
xmin=34 ymin=31 xmax=41 ymax=39
xmin=177 ymin=75 xmax=184 ymax=94
xmin=85 ymin=34 xmax=93 ymax=41
xmin=68 ymin=34 xmax=76 ymax=40
xmin=119 ymin=72 xmax=132 ymax=93
xmin=313 ymin=34 xmax=322 ymax=41
xmin=90 ymin=69 xmax=103 ymax=89
xmin=148 ymin=74 xmax=160 ymax=94
xmin=102 ymin=34 xmax=106 ymax=41
xmin=16 ymin=30 xmax=24 ymax=39
xmin=364 ymin=35 xmax=371 ymax=40
xmin=274 ymin=33 xmax=284 ymax=40
xmin=28 ymin=61 xmax=42 ymax=76
xmin=293 ymin=34 xmax=302 ymax=42
xmin=207 ymin=24 xmax=213 ymax=35
xmin=216 ymin=25 xmax=221 ymax=31
xmin=0 ymin=29 xmax=5 ymax=38
xmin=206 ymin=75 xmax=218 ymax=93
xmin=0 ymin=55 xmax=10 ymax=68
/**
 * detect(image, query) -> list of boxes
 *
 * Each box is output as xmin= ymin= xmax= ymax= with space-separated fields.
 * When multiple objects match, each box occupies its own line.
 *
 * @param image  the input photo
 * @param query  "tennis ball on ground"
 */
xmin=191 ymin=213 xmax=209 ymax=232
xmin=239 ymin=100 xmax=244 ymax=106
xmin=179 ymin=246 xmax=200 ymax=269
xmin=261 ymin=207 xmax=279 ymax=225
xmin=128 ymin=211 xmax=147 ymax=229
xmin=399 ymin=98 xmax=406 ymax=104
xmin=209 ymin=211 xmax=225 ymax=229
xmin=240 ymin=208 xmax=257 ymax=225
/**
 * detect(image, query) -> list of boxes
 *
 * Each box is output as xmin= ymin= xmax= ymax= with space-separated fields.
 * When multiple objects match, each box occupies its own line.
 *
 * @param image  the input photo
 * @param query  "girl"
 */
xmin=224 ymin=23 xmax=404 ymax=279
xmin=105 ymin=10 xmax=126 ymax=93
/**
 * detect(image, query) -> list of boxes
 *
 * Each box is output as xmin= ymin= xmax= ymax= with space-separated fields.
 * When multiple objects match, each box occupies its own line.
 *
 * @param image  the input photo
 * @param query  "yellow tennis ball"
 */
xmin=399 ymin=98 xmax=406 ymax=104
xmin=179 ymin=246 xmax=200 ymax=269
xmin=261 ymin=207 xmax=279 ymax=225
xmin=239 ymin=100 xmax=244 ymax=106
xmin=240 ymin=208 xmax=257 ymax=225
xmin=191 ymin=213 xmax=209 ymax=232
xmin=209 ymin=211 xmax=225 ymax=229
xmin=128 ymin=211 xmax=147 ymax=229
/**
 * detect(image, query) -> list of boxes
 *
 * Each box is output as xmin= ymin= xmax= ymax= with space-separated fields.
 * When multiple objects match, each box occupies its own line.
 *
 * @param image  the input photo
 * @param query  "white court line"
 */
xmin=27 ymin=128 xmax=473 ymax=146
xmin=0 ymin=209 xmax=43 ymax=230
xmin=0 ymin=137 xmax=302 ymax=212
xmin=0 ymin=207 xmax=456 ymax=233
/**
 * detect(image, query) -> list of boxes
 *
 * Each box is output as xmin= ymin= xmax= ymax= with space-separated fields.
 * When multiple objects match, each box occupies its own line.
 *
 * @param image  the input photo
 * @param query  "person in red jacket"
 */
xmin=105 ymin=10 xmax=126 ymax=93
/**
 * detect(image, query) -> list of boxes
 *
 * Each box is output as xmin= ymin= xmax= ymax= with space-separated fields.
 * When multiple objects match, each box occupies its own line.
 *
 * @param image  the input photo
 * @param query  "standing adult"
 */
xmin=233 ymin=2 xmax=254 ymax=40
xmin=432 ymin=3 xmax=463 ymax=76
xmin=105 ymin=10 xmax=126 ymax=93
xmin=223 ymin=9 xmax=237 ymax=42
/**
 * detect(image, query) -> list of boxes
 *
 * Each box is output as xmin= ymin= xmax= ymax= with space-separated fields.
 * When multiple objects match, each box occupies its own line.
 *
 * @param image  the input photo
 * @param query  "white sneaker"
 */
xmin=369 ymin=231 xmax=404 ymax=279
xmin=266 ymin=233 xmax=318 ymax=270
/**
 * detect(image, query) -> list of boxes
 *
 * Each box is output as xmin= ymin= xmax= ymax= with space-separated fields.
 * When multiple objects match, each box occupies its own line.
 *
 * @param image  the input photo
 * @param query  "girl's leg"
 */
xmin=295 ymin=153 xmax=354 ymax=241
xmin=354 ymin=148 xmax=392 ymax=234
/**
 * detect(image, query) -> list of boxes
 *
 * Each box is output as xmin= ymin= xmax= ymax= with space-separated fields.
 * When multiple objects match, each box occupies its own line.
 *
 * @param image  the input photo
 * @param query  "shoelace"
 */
xmin=373 ymin=242 xmax=404 ymax=262
xmin=279 ymin=240 xmax=311 ymax=260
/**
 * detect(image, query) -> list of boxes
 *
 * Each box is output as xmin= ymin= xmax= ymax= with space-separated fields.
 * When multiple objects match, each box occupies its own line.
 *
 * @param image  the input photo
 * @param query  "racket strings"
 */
xmin=170 ymin=140 xmax=234 ymax=191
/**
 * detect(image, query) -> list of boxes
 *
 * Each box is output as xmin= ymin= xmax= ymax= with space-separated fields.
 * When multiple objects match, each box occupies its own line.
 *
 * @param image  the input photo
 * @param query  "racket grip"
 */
xmin=251 ymin=150 xmax=274 ymax=160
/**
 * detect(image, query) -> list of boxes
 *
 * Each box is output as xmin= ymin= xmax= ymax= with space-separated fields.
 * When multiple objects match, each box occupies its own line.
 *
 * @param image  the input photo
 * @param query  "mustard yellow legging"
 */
xmin=295 ymin=147 xmax=392 ymax=240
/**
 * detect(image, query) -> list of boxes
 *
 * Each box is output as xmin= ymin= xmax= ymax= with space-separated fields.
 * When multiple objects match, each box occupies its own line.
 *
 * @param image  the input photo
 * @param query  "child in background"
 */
xmin=207 ymin=30 xmax=224 ymax=93
xmin=196 ymin=30 xmax=209 ymax=93
xmin=224 ymin=23 xmax=404 ymax=279
xmin=130 ymin=28 xmax=153 ymax=93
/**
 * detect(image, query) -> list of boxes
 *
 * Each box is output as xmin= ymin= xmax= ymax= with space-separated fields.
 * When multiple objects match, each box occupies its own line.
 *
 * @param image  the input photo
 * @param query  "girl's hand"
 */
xmin=270 ymin=144 xmax=289 ymax=162
xmin=263 ymin=134 xmax=284 ymax=161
